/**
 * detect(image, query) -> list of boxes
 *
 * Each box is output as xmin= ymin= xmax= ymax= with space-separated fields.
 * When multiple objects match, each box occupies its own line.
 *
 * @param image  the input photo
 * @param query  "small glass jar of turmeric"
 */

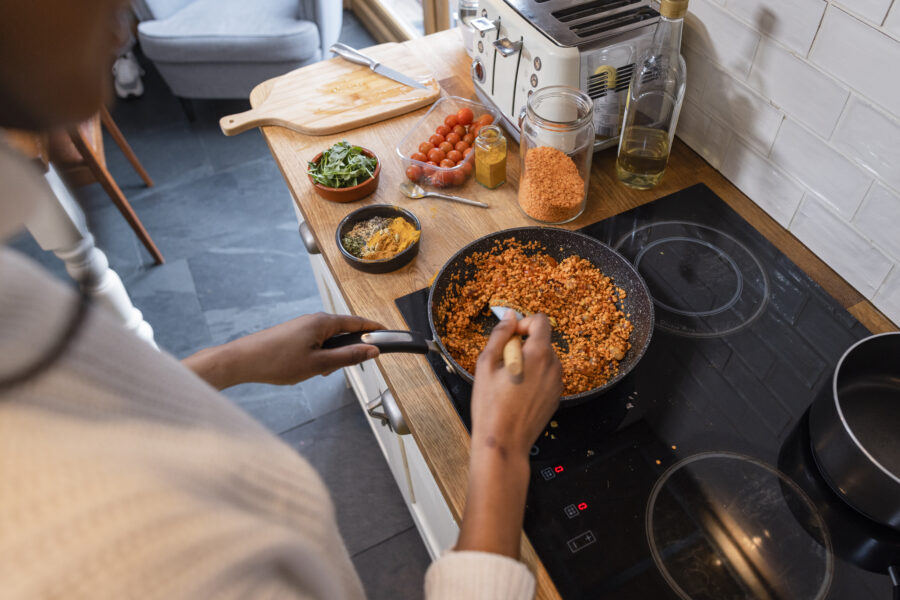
xmin=474 ymin=125 xmax=507 ymax=189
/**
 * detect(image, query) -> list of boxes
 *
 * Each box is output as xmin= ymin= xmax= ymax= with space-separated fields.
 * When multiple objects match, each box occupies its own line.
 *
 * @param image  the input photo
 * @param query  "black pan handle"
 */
xmin=322 ymin=330 xmax=433 ymax=354
xmin=889 ymin=564 xmax=899 ymax=600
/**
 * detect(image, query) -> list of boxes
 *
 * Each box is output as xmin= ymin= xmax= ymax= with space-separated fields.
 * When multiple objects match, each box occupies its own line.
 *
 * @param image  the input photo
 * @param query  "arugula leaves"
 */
xmin=307 ymin=141 xmax=377 ymax=188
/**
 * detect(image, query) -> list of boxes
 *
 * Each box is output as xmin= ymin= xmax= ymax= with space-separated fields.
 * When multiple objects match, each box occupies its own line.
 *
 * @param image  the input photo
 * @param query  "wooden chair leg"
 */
xmin=99 ymin=106 xmax=154 ymax=187
xmin=69 ymin=127 xmax=165 ymax=265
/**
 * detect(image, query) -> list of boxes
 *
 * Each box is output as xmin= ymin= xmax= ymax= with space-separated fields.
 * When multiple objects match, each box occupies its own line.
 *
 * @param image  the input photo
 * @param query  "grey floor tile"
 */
xmin=280 ymin=404 xmax=415 ymax=556
xmin=127 ymin=259 xmax=212 ymax=357
xmin=302 ymin=369 xmax=357 ymax=419
xmin=188 ymin=224 xmax=316 ymax=312
xmin=83 ymin=201 xmax=152 ymax=274
xmin=190 ymin=99 xmax=272 ymax=173
xmin=108 ymin=53 xmax=190 ymax=136
xmin=127 ymin=157 xmax=294 ymax=263
xmin=222 ymin=383 xmax=313 ymax=435
xmin=103 ymin=122 xmax=213 ymax=201
xmin=203 ymin=294 xmax=325 ymax=346
xmin=352 ymin=527 xmax=430 ymax=600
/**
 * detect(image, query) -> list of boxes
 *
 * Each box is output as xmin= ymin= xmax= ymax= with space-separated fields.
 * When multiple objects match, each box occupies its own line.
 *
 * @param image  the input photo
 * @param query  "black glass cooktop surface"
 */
xmin=395 ymin=183 xmax=894 ymax=599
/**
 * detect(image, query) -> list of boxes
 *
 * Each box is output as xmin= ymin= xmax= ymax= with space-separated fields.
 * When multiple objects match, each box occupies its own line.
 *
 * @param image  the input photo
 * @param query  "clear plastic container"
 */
xmin=518 ymin=86 xmax=594 ymax=224
xmin=396 ymin=96 xmax=501 ymax=189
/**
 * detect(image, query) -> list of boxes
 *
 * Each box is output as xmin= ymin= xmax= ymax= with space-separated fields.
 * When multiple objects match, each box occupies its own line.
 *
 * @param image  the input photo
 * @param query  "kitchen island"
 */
xmin=252 ymin=29 xmax=896 ymax=599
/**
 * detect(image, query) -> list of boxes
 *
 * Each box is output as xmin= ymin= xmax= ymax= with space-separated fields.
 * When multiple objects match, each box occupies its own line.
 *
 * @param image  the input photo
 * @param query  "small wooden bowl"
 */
xmin=308 ymin=147 xmax=381 ymax=203
xmin=336 ymin=205 xmax=421 ymax=274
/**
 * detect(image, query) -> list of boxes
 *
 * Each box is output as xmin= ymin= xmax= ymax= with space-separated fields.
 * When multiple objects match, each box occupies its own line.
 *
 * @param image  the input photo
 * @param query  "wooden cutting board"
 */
xmin=220 ymin=43 xmax=440 ymax=137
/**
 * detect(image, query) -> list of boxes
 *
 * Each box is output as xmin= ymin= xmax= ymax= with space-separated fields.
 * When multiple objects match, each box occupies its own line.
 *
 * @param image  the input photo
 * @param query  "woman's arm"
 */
xmin=456 ymin=312 xmax=562 ymax=557
xmin=182 ymin=313 xmax=384 ymax=390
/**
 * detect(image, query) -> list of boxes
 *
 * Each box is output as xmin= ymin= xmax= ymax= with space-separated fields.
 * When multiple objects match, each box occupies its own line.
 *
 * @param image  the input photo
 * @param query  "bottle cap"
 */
xmin=659 ymin=0 xmax=689 ymax=19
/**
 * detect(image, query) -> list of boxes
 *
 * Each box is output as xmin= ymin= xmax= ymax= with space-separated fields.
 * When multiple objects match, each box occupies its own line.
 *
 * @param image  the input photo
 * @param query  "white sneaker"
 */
xmin=112 ymin=51 xmax=144 ymax=99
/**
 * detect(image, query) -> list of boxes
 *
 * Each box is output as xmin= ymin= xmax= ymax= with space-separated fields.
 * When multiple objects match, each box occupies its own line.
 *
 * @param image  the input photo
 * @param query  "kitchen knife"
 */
xmin=490 ymin=306 xmax=524 ymax=377
xmin=330 ymin=43 xmax=428 ymax=90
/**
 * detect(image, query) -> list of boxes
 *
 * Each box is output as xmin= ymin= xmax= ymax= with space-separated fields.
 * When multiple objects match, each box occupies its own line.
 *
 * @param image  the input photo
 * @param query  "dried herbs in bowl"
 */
xmin=307 ymin=141 xmax=378 ymax=189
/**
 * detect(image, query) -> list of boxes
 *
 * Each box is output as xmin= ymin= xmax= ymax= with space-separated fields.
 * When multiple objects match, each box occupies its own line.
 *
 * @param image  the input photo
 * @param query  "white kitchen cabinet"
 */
xmin=304 ymin=244 xmax=459 ymax=559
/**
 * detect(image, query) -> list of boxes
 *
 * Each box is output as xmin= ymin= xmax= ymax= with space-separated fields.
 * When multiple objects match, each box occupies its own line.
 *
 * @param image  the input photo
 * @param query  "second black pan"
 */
xmin=325 ymin=226 xmax=654 ymax=407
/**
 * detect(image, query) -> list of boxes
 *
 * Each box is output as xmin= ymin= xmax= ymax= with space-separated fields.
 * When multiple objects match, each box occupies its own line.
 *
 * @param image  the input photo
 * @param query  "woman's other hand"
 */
xmin=183 ymin=313 xmax=384 ymax=389
xmin=470 ymin=311 xmax=563 ymax=458
xmin=456 ymin=311 xmax=562 ymax=558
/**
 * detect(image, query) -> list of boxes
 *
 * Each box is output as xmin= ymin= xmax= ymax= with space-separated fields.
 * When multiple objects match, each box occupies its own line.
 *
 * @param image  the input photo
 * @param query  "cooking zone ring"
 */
xmin=615 ymin=221 xmax=770 ymax=338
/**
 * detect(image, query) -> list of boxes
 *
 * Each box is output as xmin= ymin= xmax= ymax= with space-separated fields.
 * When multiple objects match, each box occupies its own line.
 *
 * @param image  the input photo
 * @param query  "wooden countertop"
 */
xmin=253 ymin=30 xmax=896 ymax=599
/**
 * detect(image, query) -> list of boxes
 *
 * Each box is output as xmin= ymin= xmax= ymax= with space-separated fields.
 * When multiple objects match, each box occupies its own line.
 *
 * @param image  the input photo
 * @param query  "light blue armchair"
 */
xmin=132 ymin=0 xmax=342 ymax=100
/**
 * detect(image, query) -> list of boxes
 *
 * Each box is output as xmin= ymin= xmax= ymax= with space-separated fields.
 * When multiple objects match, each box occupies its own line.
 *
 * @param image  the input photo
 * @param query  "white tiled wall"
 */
xmin=678 ymin=0 xmax=900 ymax=324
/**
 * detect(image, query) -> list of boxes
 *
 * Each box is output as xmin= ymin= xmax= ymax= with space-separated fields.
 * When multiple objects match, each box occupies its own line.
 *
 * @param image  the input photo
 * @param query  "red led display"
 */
xmin=578 ymin=502 xmax=588 ymax=511
xmin=554 ymin=465 xmax=564 ymax=473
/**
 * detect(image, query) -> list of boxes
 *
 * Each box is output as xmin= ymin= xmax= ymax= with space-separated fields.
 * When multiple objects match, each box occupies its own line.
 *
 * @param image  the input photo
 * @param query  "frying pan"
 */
xmin=325 ymin=226 xmax=655 ymax=407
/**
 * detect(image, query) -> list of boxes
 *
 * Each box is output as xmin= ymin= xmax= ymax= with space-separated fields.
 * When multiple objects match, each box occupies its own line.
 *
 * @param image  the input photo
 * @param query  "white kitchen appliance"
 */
xmin=470 ymin=0 xmax=661 ymax=150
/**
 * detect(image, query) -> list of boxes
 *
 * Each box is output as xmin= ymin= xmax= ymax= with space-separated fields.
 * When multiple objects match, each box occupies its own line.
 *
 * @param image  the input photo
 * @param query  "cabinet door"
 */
xmin=403 ymin=433 xmax=460 ymax=558
xmin=305 ymin=246 xmax=458 ymax=559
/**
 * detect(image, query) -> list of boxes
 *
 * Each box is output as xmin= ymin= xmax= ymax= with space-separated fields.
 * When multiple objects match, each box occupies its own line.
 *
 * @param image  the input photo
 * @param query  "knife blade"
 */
xmin=330 ymin=43 xmax=428 ymax=90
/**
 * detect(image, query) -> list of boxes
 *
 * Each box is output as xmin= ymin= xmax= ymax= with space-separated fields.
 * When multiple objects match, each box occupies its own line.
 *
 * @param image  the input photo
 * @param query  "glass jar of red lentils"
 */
xmin=518 ymin=86 xmax=594 ymax=224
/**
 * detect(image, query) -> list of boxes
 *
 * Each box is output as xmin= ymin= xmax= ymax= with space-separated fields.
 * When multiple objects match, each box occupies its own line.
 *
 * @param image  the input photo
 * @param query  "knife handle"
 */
xmin=330 ymin=43 xmax=378 ymax=69
xmin=503 ymin=336 xmax=523 ymax=376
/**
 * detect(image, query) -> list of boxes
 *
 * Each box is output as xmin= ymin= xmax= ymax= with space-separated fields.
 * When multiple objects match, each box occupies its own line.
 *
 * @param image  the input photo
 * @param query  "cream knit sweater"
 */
xmin=0 ymin=150 xmax=535 ymax=599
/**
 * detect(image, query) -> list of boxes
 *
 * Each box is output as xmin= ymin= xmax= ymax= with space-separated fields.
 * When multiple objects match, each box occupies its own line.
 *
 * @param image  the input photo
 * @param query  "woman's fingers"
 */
xmin=321 ymin=313 xmax=385 ymax=338
xmin=518 ymin=313 xmax=552 ymax=350
xmin=316 ymin=343 xmax=379 ymax=374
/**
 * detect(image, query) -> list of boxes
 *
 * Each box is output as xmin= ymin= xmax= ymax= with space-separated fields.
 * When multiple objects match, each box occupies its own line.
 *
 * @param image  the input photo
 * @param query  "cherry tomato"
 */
xmin=452 ymin=168 xmax=468 ymax=186
xmin=461 ymin=161 xmax=474 ymax=176
xmin=445 ymin=114 xmax=460 ymax=128
xmin=452 ymin=124 xmax=466 ymax=137
xmin=410 ymin=151 xmax=428 ymax=162
xmin=463 ymin=133 xmax=476 ymax=145
xmin=438 ymin=141 xmax=453 ymax=154
xmin=419 ymin=141 xmax=434 ymax=154
xmin=457 ymin=107 xmax=474 ymax=126
xmin=440 ymin=158 xmax=455 ymax=168
xmin=406 ymin=165 xmax=422 ymax=181
xmin=436 ymin=125 xmax=451 ymax=137
xmin=427 ymin=148 xmax=446 ymax=163
xmin=447 ymin=149 xmax=463 ymax=163
xmin=431 ymin=170 xmax=450 ymax=187
xmin=429 ymin=133 xmax=445 ymax=147
xmin=463 ymin=146 xmax=474 ymax=157
xmin=454 ymin=141 xmax=469 ymax=153
xmin=424 ymin=161 xmax=438 ymax=176
xmin=445 ymin=132 xmax=461 ymax=146
xmin=469 ymin=124 xmax=482 ymax=138
xmin=476 ymin=114 xmax=494 ymax=127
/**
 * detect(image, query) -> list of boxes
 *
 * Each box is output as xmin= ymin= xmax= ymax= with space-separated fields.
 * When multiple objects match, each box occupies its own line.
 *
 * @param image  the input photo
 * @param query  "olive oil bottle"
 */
xmin=616 ymin=0 xmax=687 ymax=190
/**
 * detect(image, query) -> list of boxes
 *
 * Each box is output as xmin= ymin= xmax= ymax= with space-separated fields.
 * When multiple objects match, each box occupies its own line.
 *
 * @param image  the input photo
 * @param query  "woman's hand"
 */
xmin=183 ymin=313 xmax=384 ymax=390
xmin=470 ymin=311 xmax=563 ymax=459
xmin=456 ymin=311 xmax=562 ymax=558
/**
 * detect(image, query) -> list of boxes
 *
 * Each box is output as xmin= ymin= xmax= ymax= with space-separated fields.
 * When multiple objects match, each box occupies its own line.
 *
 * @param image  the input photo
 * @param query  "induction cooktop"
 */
xmin=395 ymin=183 xmax=894 ymax=599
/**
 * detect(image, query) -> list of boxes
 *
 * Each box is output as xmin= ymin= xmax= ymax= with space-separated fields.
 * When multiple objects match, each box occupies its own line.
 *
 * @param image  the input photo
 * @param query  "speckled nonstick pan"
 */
xmin=325 ymin=227 xmax=655 ymax=407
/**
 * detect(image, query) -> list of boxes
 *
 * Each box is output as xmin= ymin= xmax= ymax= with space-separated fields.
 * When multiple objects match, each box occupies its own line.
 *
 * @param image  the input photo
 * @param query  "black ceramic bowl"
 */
xmin=336 ymin=205 xmax=421 ymax=274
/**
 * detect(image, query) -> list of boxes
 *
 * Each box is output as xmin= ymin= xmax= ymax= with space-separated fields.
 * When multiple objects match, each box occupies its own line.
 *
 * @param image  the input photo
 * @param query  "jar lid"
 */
xmin=659 ymin=0 xmax=689 ymax=19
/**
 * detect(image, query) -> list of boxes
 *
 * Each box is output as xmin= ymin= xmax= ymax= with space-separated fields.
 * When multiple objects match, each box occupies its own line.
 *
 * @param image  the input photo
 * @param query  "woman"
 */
xmin=0 ymin=1 xmax=564 ymax=598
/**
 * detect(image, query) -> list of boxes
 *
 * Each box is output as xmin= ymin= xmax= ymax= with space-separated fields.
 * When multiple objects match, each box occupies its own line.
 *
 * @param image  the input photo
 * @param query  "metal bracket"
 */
xmin=366 ymin=389 xmax=410 ymax=435
xmin=494 ymin=37 xmax=522 ymax=57
xmin=471 ymin=17 xmax=498 ymax=33
xmin=298 ymin=221 xmax=320 ymax=255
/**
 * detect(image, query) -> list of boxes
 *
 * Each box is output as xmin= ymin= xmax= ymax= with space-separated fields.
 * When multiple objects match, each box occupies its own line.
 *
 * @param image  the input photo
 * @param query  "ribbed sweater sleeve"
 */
xmin=425 ymin=551 xmax=536 ymax=600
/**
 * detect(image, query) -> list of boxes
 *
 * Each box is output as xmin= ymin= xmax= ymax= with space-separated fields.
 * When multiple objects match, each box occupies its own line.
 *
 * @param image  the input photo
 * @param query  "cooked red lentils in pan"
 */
xmin=438 ymin=238 xmax=633 ymax=395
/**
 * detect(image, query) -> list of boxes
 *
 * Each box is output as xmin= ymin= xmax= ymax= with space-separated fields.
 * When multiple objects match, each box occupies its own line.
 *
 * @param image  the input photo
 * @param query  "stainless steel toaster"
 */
xmin=470 ymin=0 xmax=661 ymax=150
